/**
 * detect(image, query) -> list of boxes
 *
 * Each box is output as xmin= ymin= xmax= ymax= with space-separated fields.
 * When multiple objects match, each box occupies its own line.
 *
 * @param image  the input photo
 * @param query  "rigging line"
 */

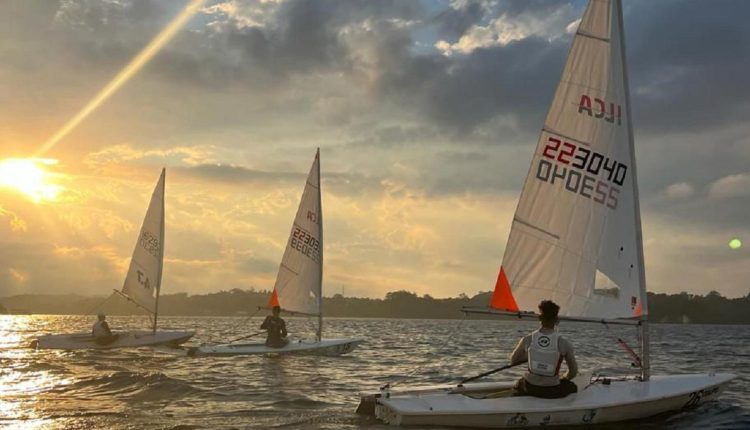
xmin=226 ymin=306 xmax=264 ymax=338
xmin=601 ymin=321 xmax=643 ymax=369
xmin=382 ymin=314 xmax=468 ymax=390
xmin=83 ymin=292 xmax=116 ymax=316
xmin=117 ymin=289 xmax=155 ymax=327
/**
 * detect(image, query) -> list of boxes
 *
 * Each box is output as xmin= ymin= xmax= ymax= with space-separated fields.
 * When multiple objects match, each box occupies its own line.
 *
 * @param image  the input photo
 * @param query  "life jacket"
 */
xmin=527 ymin=329 xmax=562 ymax=377
xmin=92 ymin=320 xmax=110 ymax=338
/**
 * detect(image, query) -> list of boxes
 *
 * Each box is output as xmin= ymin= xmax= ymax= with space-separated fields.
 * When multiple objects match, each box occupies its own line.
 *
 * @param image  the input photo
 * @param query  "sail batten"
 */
xmin=494 ymin=0 xmax=645 ymax=320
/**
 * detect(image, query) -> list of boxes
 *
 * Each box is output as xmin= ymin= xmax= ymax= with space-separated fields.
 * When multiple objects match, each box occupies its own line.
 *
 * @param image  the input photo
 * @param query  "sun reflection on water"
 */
xmin=0 ymin=315 xmax=75 ymax=429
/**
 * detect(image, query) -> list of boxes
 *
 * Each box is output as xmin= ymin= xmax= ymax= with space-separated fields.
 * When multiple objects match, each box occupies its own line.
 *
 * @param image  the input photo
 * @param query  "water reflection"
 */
xmin=0 ymin=315 xmax=748 ymax=429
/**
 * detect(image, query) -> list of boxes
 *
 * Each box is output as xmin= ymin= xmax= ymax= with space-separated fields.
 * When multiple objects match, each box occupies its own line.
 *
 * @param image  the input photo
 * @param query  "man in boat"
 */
xmin=261 ymin=305 xmax=288 ymax=348
xmin=92 ymin=311 xmax=118 ymax=345
xmin=510 ymin=300 xmax=578 ymax=399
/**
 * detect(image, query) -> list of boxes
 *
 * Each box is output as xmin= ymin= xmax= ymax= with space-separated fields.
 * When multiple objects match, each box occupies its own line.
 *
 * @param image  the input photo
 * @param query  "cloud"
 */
xmin=180 ymin=163 xmax=303 ymax=184
xmin=435 ymin=2 xmax=576 ymax=55
xmin=663 ymin=182 xmax=694 ymax=200
xmin=1 ymin=0 xmax=748 ymax=301
xmin=708 ymin=173 xmax=750 ymax=199
xmin=432 ymin=1 xmax=485 ymax=40
xmin=627 ymin=0 xmax=750 ymax=134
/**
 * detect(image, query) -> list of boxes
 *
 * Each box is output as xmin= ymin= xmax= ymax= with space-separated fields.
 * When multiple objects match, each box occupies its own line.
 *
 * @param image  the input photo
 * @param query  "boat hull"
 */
xmin=187 ymin=337 xmax=362 ymax=357
xmin=363 ymin=373 xmax=735 ymax=428
xmin=31 ymin=330 xmax=195 ymax=350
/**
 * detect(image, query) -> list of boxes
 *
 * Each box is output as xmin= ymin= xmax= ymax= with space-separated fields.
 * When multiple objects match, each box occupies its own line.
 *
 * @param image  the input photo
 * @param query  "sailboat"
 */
xmin=189 ymin=150 xmax=361 ymax=357
xmin=32 ymin=169 xmax=195 ymax=350
xmin=357 ymin=0 xmax=734 ymax=426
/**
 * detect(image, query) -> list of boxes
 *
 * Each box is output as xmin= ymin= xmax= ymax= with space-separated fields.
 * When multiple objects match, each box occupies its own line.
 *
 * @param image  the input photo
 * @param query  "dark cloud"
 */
xmin=376 ymin=36 xmax=567 ymax=135
xmin=626 ymin=0 xmax=750 ymax=134
xmin=345 ymin=125 xmax=441 ymax=148
xmin=179 ymin=163 xmax=384 ymax=197
xmin=499 ymin=0 xmax=578 ymax=17
xmin=646 ymin=193 xmax=750 ymax=232
xmin=432 ymin=1 xmax=485 ymax=39
xmin=180 ymin=164 xmax=303 ymax=184
xmin=152 ymin=0 xmax=424 ymax=86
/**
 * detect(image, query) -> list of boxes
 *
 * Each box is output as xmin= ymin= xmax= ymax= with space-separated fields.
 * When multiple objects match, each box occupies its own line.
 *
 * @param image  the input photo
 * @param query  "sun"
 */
xmin=0 ymin=158 xmax=64 ymax=203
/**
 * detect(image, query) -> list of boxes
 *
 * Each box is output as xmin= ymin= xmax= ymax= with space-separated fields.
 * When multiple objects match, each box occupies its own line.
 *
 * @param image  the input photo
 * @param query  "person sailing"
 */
xmin=92 ymin=311 xmax=118 ymax=345
xmin=510 ymin=300 xmax=578 ymax=398
xmin=260 ymin=305 xmax=288 ymax=348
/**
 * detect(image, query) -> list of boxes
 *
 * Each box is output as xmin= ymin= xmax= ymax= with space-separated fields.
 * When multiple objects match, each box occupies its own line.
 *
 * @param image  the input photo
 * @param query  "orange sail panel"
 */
xmin=267 ymin=288 xmax=280 ymax=308
xmin=489 ymin=267 xmax=519 ymax=312
xmin=633 ymin=301 xmax=643 ymax=317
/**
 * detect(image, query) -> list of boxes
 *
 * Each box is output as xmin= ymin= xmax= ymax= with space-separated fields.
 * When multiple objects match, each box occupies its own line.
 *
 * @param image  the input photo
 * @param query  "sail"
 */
xmin=271 ymin=150 xmax=323 ymax=316
xmin=493 ymin=0 xmax=646 ymax=319
xmin=121 ymin=169 xmax=165 ymax=314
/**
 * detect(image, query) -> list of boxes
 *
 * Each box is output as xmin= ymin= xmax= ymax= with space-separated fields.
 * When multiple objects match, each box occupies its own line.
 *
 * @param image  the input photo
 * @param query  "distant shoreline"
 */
xmin=1 ymin=289 xmax=748 ymax=324
xmin=1 ymin=313 xmax=749 ymax=326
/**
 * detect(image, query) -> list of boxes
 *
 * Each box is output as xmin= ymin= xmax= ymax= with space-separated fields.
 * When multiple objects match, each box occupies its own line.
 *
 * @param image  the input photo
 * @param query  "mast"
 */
xmin=615 ymin=0 xmax=649 ymax=380
xmin=153 ymin=168 xmax=166 ymax=333
xmin=316 ymin=148 xmax=323 ymax=342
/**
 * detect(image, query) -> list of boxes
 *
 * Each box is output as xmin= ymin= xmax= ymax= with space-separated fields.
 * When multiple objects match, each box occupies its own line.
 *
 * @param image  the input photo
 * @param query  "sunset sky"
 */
xmin=0 ymin=0 xmax=748 ymax=300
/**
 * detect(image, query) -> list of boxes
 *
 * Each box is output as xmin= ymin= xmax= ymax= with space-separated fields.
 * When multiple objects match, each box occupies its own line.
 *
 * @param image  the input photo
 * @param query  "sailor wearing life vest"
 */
xmin=92 ymin=311 xmax=118 ymax=345
xmin=510 ymin=300 xmax=578 ymax=398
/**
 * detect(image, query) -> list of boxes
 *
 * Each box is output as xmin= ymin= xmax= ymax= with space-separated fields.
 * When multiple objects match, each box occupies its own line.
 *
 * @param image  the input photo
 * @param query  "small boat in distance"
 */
xmin=358 ymin=0 xmax=734 ymax=427
xmin=189 ymin=150 xmax=361 ymax=357
xmin=32 ymin=169 xmax=194 ymax=350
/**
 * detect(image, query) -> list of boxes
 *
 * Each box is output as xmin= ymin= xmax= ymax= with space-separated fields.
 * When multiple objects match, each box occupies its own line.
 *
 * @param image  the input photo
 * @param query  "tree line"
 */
xmin=0 ymin=289 xmax=748 ymax=324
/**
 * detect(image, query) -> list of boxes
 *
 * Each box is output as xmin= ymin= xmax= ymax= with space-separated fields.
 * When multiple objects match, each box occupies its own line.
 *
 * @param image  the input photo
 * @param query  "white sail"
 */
xmin=270 ymin=150 xmax=323 ymax=317
xmin=121 ymin=169 xmax=165 ymax=314
xmin=493 ymin=0 xmax=645 ymax=320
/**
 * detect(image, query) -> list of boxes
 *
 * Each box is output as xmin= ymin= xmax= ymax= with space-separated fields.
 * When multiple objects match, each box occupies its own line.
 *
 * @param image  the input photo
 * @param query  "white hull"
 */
xmin=360 ymin=373 xmax=735 ymax=428
xmin=31 ymin=330 xmax=195 ymax=350
xmin=187 ymin=337 xmax=362 ymax=357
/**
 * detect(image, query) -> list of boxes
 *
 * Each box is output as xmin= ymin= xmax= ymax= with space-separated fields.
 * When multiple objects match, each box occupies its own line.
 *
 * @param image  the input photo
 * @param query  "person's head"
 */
xmin=538 ymin=300 xmax=559 ymax=328
xmin=97 ymin=311 xmax=106 ymax=321
xmin=272 ymin=305 xmax=281 ymax=316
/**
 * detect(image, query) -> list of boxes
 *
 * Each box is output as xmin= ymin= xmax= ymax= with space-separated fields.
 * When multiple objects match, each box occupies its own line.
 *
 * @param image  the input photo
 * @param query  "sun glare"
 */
xmin=0 ymin=158 xmax=63 ymax=203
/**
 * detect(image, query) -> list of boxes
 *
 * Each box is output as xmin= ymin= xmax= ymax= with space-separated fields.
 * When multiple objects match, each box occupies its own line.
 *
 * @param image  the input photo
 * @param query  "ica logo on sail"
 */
xmin=578 ymin=94 xmax=622 ymax=126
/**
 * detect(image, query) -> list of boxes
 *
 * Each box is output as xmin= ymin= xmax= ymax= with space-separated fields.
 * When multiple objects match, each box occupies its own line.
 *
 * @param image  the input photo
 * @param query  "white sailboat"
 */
xmin=358 ymin=0 xmax=734 ymax=426
xmin=32 ymin=169 xmax=194 ymax=350
xmin=189 ymin=150 xmax=361 ymax=357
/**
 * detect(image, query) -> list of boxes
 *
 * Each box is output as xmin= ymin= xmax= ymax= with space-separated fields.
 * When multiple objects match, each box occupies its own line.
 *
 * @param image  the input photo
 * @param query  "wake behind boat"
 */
xmin=32 ymin=169 xmax=194 ymax=350
xmin=189 ymin=150 xmax=361 ymax=357
xmin=359 ymin=0 xmax=735 ymax=427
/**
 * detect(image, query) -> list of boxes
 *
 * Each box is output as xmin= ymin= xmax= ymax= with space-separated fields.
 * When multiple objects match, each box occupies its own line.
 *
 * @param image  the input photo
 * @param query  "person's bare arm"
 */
xmin=561 ymin=338 xmax=578 ymax=380
xmin=509 ymin=336 xmax=528 ymax=365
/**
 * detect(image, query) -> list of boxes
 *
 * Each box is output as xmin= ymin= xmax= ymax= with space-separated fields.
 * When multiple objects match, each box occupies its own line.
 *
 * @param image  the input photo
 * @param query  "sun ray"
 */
xmin=34 ymin=0 xmax=206 ymax=157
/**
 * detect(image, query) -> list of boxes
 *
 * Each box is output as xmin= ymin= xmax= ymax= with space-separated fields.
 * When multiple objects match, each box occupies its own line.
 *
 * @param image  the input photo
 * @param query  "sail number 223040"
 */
xmin=535 ymin=136 xmax=628 ymax=210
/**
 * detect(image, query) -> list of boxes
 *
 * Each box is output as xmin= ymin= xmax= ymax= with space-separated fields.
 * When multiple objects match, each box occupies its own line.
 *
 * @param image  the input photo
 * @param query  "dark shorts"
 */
xmin=513 ymin=377 xmax=578 ymax=399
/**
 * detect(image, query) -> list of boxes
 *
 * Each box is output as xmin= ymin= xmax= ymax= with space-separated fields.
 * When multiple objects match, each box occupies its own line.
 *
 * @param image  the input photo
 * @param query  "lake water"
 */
xmin=1 ymin=315 xmax=748 ymax=429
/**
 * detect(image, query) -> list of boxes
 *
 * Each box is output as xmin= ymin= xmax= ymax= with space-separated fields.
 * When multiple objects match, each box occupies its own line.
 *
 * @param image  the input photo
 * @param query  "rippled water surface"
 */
xmin=1 ymin=315 xmax=748 ymax=429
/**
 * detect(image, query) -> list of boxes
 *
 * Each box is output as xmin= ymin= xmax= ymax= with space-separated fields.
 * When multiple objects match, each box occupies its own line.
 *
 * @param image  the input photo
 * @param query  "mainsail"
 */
xmin=491 ymin=0 xmax=646 ymax=320
xmin=121 ymin=169 xmax=165 ymax=316
xmin=269 ymin=150 xmax=323 ymax=321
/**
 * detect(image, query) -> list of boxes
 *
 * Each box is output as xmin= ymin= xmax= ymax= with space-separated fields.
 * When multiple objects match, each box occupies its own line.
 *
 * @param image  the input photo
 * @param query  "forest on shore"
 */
xmin=1 ymin=289 xmax=749 ymax=324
